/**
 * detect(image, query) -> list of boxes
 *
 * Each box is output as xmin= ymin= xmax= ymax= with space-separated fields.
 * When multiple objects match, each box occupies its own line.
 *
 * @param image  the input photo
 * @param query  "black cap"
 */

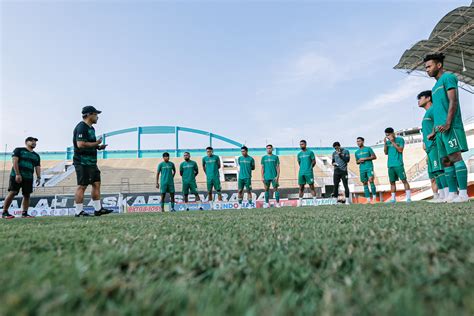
xmin=25 ymin=137 xmax=38 ymax=142
xmin=81 ymin=105 xmax=102 ymax=115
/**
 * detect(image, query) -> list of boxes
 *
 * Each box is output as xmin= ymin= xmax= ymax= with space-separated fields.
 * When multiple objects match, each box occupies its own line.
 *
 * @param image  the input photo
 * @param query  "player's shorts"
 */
xmin=182 ymin=181 xmax=198 ymax=195
xmin=238 ymin=178 xmax=252 ymax=191
xmin=359 ymin=169 xmax=374 ymax=183
xmin=388 ymin=166 xmax=407 ymax=183
xmin=8 ymin=176 xmax=34 ymax=195
xmin=298 ymin=173 xmax=314 ymax=185
xmin=263 ymin=179 xmax=279 ymax=189
xmin=160 ymin=182 xmax=175 ymax=194
xmin=435 ymin=128 xmax=468 ymax=157
xmin=427 ymin=147 xmax=443 ymax=179
xmin=206 ymin=177 xmax=221 ymax=192
xmin=75 ymin=164 xmax=101 ymax=186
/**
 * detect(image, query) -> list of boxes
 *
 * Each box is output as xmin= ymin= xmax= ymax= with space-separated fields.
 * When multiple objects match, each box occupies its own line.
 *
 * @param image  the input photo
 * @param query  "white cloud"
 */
xmin=360 ymin=76 xmax=430 ymax=111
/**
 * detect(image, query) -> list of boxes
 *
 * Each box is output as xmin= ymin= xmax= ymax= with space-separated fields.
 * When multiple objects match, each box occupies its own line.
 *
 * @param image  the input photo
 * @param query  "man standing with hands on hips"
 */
xmin=73 ymin=105 xmax=113 ymax=217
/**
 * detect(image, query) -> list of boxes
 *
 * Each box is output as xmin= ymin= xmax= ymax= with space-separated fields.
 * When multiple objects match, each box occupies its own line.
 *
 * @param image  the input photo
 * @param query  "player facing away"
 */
xmin=355 ymin=137 xmax=377 ymax=203
xmin=73 ymin=106 xmax=113 ymax=217
xmin=384 ymin=127 xmax=411 ymax=203
xmin=297 ymin=140 xmax=317 ymax=206
xmin=261 ymin=144 xmax=281 ymax=208
xmin=237 ymin=146 xmax=255 ymax=208
xmin=2 ymin=137 xmax=41 ymax=219
xmin=180 ymin=152 xmax=203 ymax=211
xmin=418 ymin=90 xmax=449 ymax=202
xmin=424 ymin=53 xmax=469 ymax=203
xmin=202 ymin=147 xmax=223 ymax=205
xmin=157 ymin=152 xmax=176 ymax=212
xmin=331 ymin=142 xmax=351 ymax=205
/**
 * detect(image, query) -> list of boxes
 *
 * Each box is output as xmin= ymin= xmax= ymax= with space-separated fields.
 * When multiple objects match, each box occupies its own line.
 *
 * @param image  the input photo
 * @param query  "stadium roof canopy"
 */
xmin=394 ymin=2 xmax=474 ymax=93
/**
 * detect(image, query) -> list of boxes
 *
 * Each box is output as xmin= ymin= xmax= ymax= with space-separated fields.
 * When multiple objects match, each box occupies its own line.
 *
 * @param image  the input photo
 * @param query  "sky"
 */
xmin=1 ymin=0 xmax=473 ymax=152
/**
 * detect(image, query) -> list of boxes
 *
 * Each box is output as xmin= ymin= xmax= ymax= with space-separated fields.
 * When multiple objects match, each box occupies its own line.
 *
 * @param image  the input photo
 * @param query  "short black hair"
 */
xmin=206 ymin=146 xmax=213 ymax=151
xmin=163 ymin=152 xmax=170 ymax=158
xmin=417 ymin=90 xmax=432 ymax=100
xmin=241 ymin=146 xmax=248 ymax=151
xmin=184 ymin=151 xmax=190 ymax=155
xmin=423 ymin=53 xmax=445 ymax=65
xmin=385 ymin=127 xmax=394 ymax=134
xmin=332 ymin=142 xmax=341 ymax=147
xmin=300 ymin=140 xmax=307 ymax=144
xmin=357 ymin=137 xmax=365 ymax=142
xmin=266 ymin=144 xmax=273 ymax=148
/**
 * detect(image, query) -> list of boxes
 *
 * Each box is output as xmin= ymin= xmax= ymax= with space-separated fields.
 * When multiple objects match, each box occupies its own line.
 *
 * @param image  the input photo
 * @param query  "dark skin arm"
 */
xmin=77 ymin=137 xmax=104 ymax=149
xmin=437 ymin=89 xmax=458 ymax=133
xmin=156 ymin=170 xmax=161 ymax=189
xmin=358 ymin=153 xmax=377 ymax=163
xmin=311 ymin=159 xmax=316 ymax=169
xmin=35 ymin=166 xmax=41 ymax=186
xmin=12 ymin=157 xmax=21 ymax=183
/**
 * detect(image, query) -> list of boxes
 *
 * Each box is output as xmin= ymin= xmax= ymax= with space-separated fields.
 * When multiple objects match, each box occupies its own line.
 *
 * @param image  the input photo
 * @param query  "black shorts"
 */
xmin=8 ymin=176 xmax=34 ymax=195
xmin=75 ymin=165 xmax=101 ymax=186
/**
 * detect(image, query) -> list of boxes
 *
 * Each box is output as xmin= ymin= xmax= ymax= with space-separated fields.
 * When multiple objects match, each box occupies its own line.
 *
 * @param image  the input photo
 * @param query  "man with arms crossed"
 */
xmin=180 ymin=152 xmax=203 ymax=211
xmin=237 ymin=146 xmax=255 ymax=208
xmin=355 ymin=137 xmax=377 ymax=203
xmin=157 ymin=152 xmax=176 ymax=212
xmin=384 ymin=127 xmax=411 ymax=203
xmin=261 ymin=144 xmax=281 ymax=208
xmin=2 ymin=137 xmax=41 ymax=219
xmin=73 ymin=106 xmax=112 ymax=217
xmin=418 ymin=90 xmax=449 ymax=202
xmin=424 ymin=53 xmax=469 ymax=203
xmin=297 ymin=140 xmax=317 ymax=207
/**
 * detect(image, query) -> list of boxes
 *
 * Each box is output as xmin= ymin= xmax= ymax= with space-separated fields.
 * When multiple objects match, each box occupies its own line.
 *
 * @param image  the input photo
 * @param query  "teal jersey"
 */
xmin=180 ymin=160 xmax=198 ymax=183
xmin=297 ymin=150 xmax=315 ymax=175
xmin=354 ymin=147 xmax=375 ymax=172
xmin=386 ymin=137 xmax=405 ymax=167
xmin=261 ymin=154 xmax=280 ymax=181
xmin=238 ymin=155 xmax=255 ymax=179
xmin=157 ymin=161 xmax=175 ymax=185
xmin=202 ymin=155 xmax=220 ymax=179
xmin=421 ymin=106 xmax=435 ymax=153
xmin=431 ymin=72 xmax=463 ymax=128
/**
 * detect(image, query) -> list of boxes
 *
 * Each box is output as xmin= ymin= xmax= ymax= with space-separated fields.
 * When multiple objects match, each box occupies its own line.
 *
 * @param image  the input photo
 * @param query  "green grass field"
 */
xmin=1 ymin=203 xmax=473 ymax=315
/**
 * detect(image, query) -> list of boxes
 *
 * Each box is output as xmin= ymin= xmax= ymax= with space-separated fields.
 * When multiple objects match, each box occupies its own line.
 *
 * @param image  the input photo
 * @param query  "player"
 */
xmin=355 ymin=137 xmax=377 ymax=203
xmin=202 ymin=147 xmax=222 ymax=205
xmin=73 ymin=106 xmax=113 ymax=217
xmin=2 ymin=137 xmax=41 ymax=219
xmin=180 ymin=152 xmax=203 ymax=211
xmin=384 ymin=127 xmax=411 ymax=203
xmin=237 ymin=146 xmax=255 ymax=208
xmin=261 ymin=144 xmax=281 ymax=208
xmin=157 ymin=152 xmax=176 ymax=212
xmin=418 ymin=90 xmax=448 ymax=202
xmin=424 ymin=53 xmax=469 ymax=203
xmin=297 ymin=140 xmax=317 ymax=206
xmin=331 ymin=142 xmax=351 ymax=205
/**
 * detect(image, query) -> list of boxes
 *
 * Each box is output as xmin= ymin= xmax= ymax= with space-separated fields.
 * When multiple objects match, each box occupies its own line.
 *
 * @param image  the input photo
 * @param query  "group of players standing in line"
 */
xmin=0 ymin=53 xmax=470 ymax=218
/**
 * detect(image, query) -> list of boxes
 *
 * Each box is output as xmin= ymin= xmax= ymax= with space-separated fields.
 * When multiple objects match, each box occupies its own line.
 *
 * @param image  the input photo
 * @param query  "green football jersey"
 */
xmin=386 ymin=137 xmax=405 ymax=167
xmin=10 ymin=147 xmax=41 ymax=179
xmin=354 ymin=146 xmax=375 ymax=172
xmin=261 ymin=154 xmax=280 ymax=181
xmin=297 ymin=150 xmax=315 ymax=175
xmin=238 ymin=155 xmax=255 ymax=179
xmin=421 ymin=106 xmax=435 ymax=153
xmin=202 ymin=155 xmax=220 ymax=179
xmin=431 ymin=72 xmax=463 ymax=129
xmin=157 ymin=161 xmax=175 ymax=185
xmin=180 ymin=160 xmax=198 ymax=183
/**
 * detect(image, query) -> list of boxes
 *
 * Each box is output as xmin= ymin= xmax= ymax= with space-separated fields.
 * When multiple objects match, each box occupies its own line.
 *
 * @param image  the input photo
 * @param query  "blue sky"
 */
xmin=1 ymin=0 xmax=473 ymax=152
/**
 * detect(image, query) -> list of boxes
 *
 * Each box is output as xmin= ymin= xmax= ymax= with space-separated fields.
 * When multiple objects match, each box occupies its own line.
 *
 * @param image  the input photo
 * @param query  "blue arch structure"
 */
xmin=66 ymin=126 xmax=243 ymax=159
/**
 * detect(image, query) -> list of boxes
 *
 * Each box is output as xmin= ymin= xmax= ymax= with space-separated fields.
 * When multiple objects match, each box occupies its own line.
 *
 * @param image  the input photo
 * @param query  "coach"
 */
xmin=332 ymin=142 xmax=351 ymax=204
